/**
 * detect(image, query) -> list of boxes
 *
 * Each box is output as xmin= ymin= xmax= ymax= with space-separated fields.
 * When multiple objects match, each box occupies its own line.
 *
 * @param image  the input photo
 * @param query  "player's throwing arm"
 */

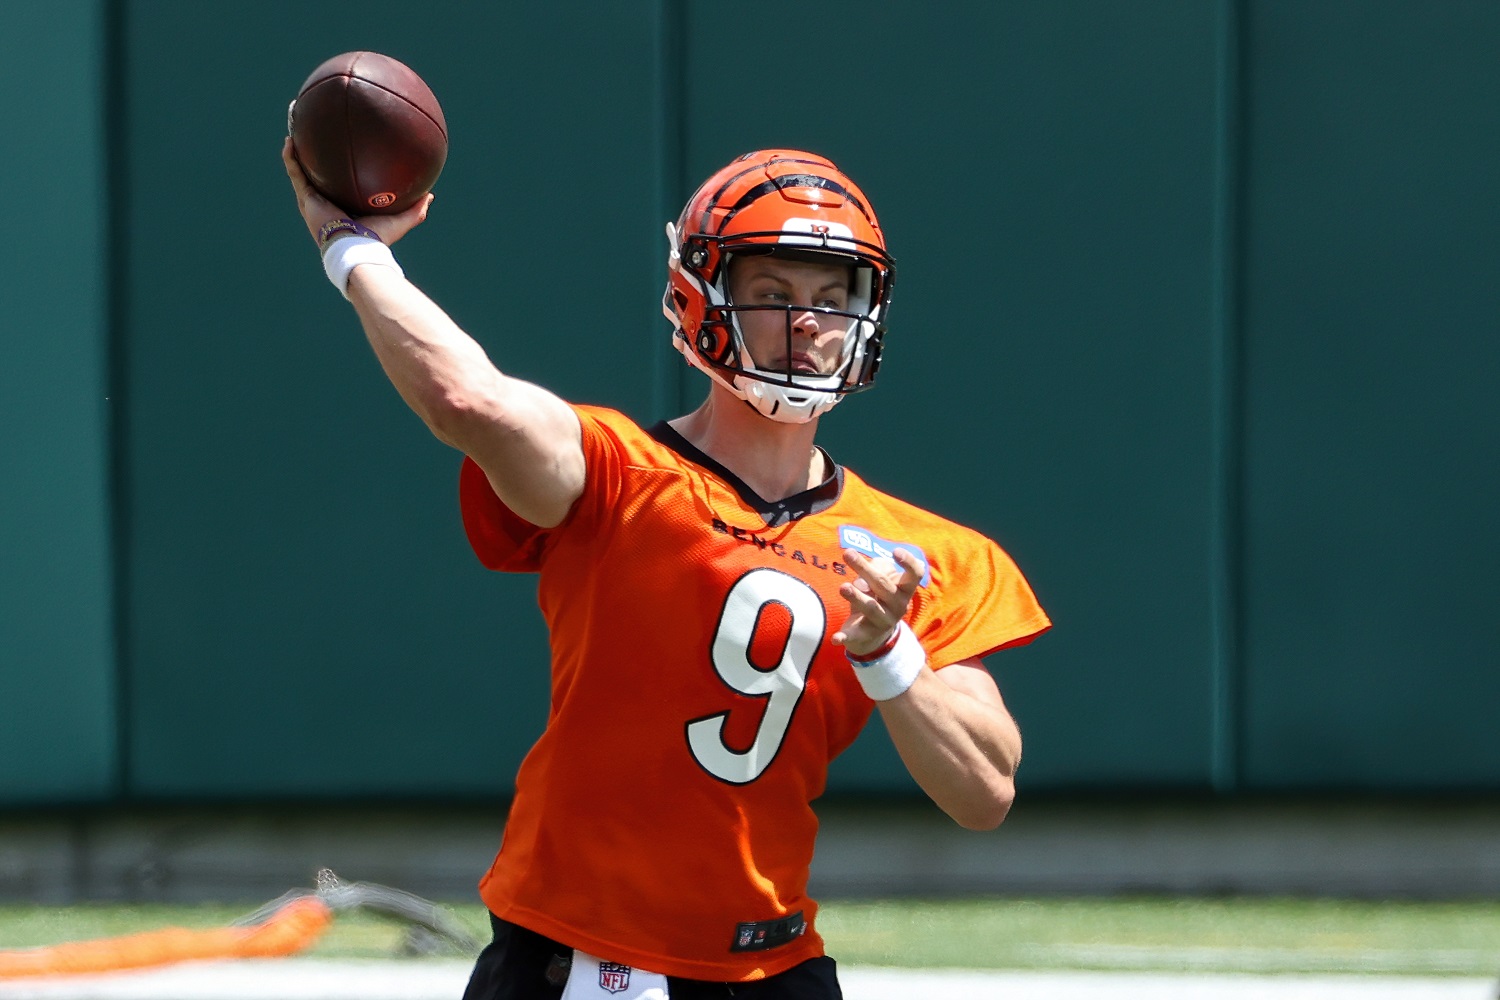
xmin=280 ymin=54 xmax=583 ymax=529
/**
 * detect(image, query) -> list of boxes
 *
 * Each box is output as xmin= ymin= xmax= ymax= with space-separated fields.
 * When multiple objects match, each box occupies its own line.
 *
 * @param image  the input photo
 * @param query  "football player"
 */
xmin=284 ymin=142 xmax=1050 ymax=1000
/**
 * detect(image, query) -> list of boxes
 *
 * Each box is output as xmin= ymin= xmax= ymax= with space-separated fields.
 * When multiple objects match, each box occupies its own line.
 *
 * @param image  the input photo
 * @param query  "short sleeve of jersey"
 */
xmin=831 ymin=476 xmax=1050 ymax=670
xmin=458 ymin=404 xmax=628 ymax=573
xmin=908 ymin=533 xmax=1050 ymax=669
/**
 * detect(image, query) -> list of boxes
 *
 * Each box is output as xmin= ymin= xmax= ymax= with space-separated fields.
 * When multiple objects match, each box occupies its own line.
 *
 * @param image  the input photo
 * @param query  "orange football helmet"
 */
xmin=662 ymin=150 xmax=896 ymax=423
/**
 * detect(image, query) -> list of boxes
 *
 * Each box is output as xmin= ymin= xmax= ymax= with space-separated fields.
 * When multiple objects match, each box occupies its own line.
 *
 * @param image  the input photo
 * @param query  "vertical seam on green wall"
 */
xmin=103 ymin=0 xmax=132 ymax=807
xmin=1209 ymin=0 xmax=1247 ymax=794
xmin=652 ymin=0 xmax=688 ymax=420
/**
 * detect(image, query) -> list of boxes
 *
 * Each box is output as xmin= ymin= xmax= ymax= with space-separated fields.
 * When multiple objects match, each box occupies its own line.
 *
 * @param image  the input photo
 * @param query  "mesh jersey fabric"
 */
xmin=458 ymin=404 xmax=1050 ymax=982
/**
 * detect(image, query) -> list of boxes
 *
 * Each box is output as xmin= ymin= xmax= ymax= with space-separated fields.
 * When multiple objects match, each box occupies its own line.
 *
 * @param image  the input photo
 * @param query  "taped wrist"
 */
xmin=322 ymin=235 xmax=403 ymax=299
xmin=317 ymin=217 xmax=381 ymax=251
xmin=846 ymin=620 xmax=925 ymax=701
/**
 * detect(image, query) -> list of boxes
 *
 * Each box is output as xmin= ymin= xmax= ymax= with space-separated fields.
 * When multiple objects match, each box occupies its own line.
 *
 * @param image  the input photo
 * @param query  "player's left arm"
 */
xmin=834 ymin=547 xmax=1022 ymax=831
xmin=876 ymin=658 xmax=1021 ymax=831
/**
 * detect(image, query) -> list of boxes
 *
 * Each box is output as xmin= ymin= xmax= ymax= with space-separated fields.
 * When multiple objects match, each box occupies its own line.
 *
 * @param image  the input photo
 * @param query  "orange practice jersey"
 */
xmin=459 ymin=405 xmax=1049 ymax=982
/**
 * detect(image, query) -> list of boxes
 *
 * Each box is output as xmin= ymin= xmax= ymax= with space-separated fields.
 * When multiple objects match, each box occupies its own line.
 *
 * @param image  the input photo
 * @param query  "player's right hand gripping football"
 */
xmin=282 ymin=138 xmax=433 ymax=247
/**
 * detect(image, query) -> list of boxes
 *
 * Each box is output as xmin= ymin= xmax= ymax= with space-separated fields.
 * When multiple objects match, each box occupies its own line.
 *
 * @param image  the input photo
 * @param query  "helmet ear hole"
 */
xmin=697 ymin=326 xmax=733 ymax=364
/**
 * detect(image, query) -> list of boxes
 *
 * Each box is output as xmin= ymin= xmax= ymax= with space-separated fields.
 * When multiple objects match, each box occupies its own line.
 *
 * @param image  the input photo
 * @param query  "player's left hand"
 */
xmin=832 ymin=547 xmax=922 ymax=657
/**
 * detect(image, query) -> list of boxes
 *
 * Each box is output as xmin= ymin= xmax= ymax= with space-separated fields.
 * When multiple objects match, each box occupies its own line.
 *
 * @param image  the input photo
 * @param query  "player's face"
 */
xmin=727 ymin=255 xmax=854 ymax=377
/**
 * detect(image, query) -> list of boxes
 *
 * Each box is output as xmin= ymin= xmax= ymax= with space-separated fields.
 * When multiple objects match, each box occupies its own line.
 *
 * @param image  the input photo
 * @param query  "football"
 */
xmin=288 ymin=51 xmax=448 ymax=216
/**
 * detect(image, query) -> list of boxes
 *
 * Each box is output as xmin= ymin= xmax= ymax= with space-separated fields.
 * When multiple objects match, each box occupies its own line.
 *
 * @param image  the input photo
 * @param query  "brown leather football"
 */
xmin=289 ymin=51 xmax=447 ymax=216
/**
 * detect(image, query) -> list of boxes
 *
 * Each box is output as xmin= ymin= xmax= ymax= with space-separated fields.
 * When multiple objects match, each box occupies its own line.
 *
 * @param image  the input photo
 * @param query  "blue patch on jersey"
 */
xmin=837 ymin=525 xmax=932 ymax=587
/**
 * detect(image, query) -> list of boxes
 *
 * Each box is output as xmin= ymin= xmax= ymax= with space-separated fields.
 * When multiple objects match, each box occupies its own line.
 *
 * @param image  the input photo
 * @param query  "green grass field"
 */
xmin=3 ymin=897 xmax=1498 ymax=977
xmin=818 ymin=897 xmax=1500 ymax=975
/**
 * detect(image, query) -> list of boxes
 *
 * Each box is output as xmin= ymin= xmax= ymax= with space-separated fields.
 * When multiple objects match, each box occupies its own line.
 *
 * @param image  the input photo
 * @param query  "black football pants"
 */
xmin=461 ymin=914 xmax=843 ymax=1000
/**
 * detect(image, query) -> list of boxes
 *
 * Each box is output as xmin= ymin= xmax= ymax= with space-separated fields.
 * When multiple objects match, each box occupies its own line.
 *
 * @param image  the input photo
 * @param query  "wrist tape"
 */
xmin=846 ymin=620 xmax=925 ymax=701
xmin=322 ymin=235 xmax=403 ymax=299
xmin=317 ymin=217 xmax=381 ymax=251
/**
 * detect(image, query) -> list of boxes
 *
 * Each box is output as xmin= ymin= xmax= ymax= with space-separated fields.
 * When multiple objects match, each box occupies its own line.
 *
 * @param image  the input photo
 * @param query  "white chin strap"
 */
xmin=738 ymin=372 xmax=842 ymax=424
xmin=670 ymin=341 xmax=844 ymax=424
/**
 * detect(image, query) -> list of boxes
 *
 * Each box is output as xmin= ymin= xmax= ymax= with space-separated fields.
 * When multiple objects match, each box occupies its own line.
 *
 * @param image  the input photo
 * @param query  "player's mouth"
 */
xmin=785 ymin=353 xmax=822 ymax=375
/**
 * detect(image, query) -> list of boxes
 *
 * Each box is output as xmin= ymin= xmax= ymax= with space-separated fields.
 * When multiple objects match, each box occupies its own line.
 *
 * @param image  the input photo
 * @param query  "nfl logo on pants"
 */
xmin=598 ymin=961 xmax=631 ymax=994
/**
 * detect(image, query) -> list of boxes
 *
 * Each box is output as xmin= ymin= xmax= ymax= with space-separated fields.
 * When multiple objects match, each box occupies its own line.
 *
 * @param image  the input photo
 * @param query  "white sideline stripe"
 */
xmin=0 ymin=960 xmax=470 ymax=1000
xmin=1039 ymin=944 xmax=1499 ymax=974
xmin=0 ymin=961 xmax=1494 ymax=1000
xmin=842 ymin=967 xmax=1496 ymax=999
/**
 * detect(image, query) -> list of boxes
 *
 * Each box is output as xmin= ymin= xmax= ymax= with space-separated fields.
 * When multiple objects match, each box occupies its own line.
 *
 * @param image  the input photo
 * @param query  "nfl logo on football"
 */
xmin=598 ymin=961 xmax=631 ymax=994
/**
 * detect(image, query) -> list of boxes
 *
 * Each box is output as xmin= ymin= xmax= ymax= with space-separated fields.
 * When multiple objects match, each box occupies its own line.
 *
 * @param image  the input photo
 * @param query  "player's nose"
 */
xmin=791 ymin=307 xmax=821 ymax=336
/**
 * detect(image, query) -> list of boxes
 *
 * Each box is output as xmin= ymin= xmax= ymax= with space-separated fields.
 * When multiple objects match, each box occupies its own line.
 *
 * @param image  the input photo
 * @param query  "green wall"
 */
xmin=1238 ymin=1 xmax=1500 ymax=789
xmin=0 ymin=0 xmax=117 ymax=804
xmin=4 ymin=0 xmax=1497 ymax=806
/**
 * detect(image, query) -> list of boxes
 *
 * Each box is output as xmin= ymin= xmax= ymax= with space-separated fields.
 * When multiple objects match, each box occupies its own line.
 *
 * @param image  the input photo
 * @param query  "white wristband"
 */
xmin=322 ymin=235 xmax=404 ymax=299
xmin=847 ymin=620 xmax=926 ymax=701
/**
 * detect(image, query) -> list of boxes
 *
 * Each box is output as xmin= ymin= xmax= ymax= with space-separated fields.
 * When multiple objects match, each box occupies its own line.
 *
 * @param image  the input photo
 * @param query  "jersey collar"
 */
xmin=648 ymin=420 xmax=844 ymax=528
